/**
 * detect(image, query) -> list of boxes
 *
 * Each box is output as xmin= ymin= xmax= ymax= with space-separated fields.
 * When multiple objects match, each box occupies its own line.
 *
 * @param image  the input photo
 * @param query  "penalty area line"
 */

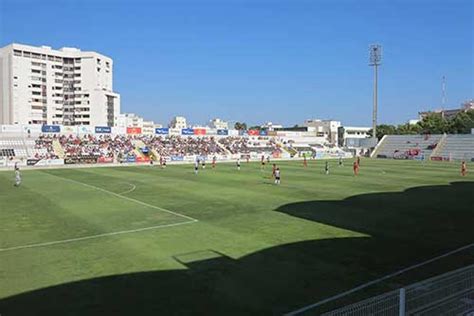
xmin=285 ymin=242 xmax=474 ymax=315
xmin=47 ymin=172 xmax=198 ymax=222
xmin=0 ymin=220 xmax=197 ymax=253
xmin=117 ymin=183 xmax=136 ymax=195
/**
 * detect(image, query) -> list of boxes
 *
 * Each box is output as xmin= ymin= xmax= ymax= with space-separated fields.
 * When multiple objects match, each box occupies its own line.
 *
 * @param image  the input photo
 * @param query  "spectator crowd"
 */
xmin=33 ymin=134 xmax=281 ymax=160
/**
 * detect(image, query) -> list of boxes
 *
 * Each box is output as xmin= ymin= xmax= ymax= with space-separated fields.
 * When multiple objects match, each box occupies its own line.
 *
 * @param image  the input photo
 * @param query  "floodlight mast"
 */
xmin=369 ymin=44 xmax=382 ymax=144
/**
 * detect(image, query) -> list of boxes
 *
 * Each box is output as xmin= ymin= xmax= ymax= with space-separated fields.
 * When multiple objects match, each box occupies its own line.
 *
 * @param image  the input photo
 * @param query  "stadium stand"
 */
xmin=435 ymin=134 xmax=474 ymax=161
xmin=4 ymin=131 xmax=470 ymax=165
xmin=372 ymin=134 xmax=443 ymax=159
xmin=0 ymin=136 xmax=28 ymax=158
xmin=0 ymin=134 xmax=283 ymax=162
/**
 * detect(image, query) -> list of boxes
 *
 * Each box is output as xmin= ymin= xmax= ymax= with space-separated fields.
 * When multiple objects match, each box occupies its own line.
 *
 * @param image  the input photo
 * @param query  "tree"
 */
xmin=397 ymin=122 xmax=422 ymax=135
xmin=248 ymin=125 xmax=261 ymax=131
xmin=450 ymin=110 xmax=474 ymax=134
xmin=234 ymin=122 xmax=247 ymax=130
xmin=418 ymin=113 xmax=449 ymax=134
xmin=369 ymin=124 xmax=397 ymax=140
xmin=369 ymin=109 xmax=474 ymax=139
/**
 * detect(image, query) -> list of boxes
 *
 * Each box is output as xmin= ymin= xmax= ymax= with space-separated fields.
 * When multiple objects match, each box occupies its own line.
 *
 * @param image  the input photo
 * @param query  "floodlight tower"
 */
xmin=441 ymin=75 xmax=446 ymax=110
xmin=369 ymin=44 xmax=382 ymax=142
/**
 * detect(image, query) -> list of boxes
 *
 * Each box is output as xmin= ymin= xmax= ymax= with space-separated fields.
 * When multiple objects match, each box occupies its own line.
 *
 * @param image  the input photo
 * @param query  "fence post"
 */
xmin=399 ymin=288 xmax=406 ymax=316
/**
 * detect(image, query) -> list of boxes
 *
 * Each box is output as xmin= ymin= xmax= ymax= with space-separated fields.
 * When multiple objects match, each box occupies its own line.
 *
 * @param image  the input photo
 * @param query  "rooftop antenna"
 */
xmin=369 ymin=44 xmax=382 ymax=142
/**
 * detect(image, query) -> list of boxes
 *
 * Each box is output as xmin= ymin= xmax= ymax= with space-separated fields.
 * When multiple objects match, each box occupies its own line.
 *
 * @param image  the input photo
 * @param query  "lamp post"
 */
xmin=369 ymin=44 xmax=382 ymax=143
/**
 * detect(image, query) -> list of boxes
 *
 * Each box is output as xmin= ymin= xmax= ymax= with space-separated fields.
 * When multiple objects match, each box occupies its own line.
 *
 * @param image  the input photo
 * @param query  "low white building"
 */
xmin=338 ymin=126 xmax=372 ymax=148
xmin=209 ymin=118 xmax=228 ymax=129
xmin=303 ymin=119 xmax=341 ymax=144
xmin=170 ymin=116 xmax=187 ymax=129
xmin=115 ymin=113 xmax=157 ymax=134
xmin=261 ymin=122 xmax=283 ymax=131
xmin=0 ymin=43 xmax=120 ymax=126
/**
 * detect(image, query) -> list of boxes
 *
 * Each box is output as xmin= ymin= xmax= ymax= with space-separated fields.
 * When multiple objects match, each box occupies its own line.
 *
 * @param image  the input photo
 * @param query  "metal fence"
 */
xmin=322 ymin=264 xmax=474 ymax=316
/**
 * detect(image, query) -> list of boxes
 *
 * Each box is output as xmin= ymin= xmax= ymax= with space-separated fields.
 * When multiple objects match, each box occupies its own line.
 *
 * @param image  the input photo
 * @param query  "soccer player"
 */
xmin=272 ymin=163 xmax=277 ymax=178
xmin=353 ymin=161 xmax=359 ymax=176
xmin=212 ymin=156 xmax=217 ymax=168
xmin=274 ymin=167 xmax=281 ymax=185
xmin=325 ymin=161 xmax=329 ymax=175
xmin=357 ymin=156 xmax=361 ymax=166
xmin=246 ymin=156 xmax=250 ymax=163
xmin=236 ymin=158 xmax=241 ymax=171
xmin=338 ymin=156 xmax=343 ymax=167
xmin=194 ymin=159 xmax=199 ymax=175
xmin=461 ymin=160 xmax=467 ymax=177
xmin=266 ymin=155 xmax=271 ymax=164
xmin=201 ymin=158 xmax=206 ymax=169
xmin=303 ymin=154 xmax=307 ymax=168
xmin=261 ymin=155 xmax=266 ymax=170
xmin=14 ymin=167 xmax=21 ymax=187
xmin=162 ymin=157 xmax=167 ymax=169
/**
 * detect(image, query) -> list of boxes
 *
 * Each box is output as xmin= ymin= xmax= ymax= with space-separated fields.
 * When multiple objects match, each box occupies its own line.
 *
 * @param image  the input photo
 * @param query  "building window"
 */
xmin=13 ymin=50 xmax=22 ymax=56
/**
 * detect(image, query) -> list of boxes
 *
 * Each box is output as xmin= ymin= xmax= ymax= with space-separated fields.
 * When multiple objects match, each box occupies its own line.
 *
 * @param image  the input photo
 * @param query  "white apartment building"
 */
xmin=209 ymin=118 xmax=228 ymax=129
xmin=0 ymin=43 xmax=120 ymax=126
xmin=169 ymin=116 xmax=187 ymax=129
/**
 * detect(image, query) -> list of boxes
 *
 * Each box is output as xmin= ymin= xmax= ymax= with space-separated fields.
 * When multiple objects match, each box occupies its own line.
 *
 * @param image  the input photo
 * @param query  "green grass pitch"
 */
xmin=0 ymin=159 xmax=473 ymax=315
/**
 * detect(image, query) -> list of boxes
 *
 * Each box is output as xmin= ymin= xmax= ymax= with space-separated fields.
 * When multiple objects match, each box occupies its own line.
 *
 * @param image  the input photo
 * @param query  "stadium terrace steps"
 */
xmin=435 ymin=134 xmax=474 ymax=161
xmin=0 ymin=137 xmax=28 ymax=158
xmin=429 ymin=134 xmax=447 ymax=158
xmin=374 ymin=134 xmax=443 ymax=159
xmin=131 ymin=139 xmax=147 ymax=159
xmin=215 ymin=140 xmax=231 ymax=155
xmin=52 ymin=139 xmax=65 ymax=159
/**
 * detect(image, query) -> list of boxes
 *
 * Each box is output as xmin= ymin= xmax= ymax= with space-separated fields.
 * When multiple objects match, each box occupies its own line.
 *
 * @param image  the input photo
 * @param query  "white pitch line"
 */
xmin=48 ymin=173 xmax=198 ymax=222
xmin=117 ymin=183 xmax=136 ymax=195
xmin=0 ymin=220 xmax=197 ymax=253
xmin=285 ymin=242 xmax=474 ymax=315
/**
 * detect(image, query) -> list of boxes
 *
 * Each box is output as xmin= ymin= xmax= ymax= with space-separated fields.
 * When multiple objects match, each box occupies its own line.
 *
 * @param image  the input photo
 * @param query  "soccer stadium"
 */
xmin=0 ymin=1 xmax=473 ymax=315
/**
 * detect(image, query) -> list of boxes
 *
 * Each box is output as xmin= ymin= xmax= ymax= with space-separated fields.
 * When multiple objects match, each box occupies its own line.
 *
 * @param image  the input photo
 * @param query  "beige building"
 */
xmin=169 ymin=116 xmax=187 ymax=129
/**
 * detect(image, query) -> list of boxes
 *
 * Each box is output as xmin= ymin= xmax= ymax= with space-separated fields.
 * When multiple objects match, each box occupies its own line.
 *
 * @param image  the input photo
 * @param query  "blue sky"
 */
xmin=1 ymin=0 xmax=472 ymax=127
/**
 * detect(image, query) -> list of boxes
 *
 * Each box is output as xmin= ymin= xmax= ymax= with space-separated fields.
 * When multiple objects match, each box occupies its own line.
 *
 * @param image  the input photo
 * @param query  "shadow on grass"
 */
xmin=1 ymin=182 xmax=473 ymax=315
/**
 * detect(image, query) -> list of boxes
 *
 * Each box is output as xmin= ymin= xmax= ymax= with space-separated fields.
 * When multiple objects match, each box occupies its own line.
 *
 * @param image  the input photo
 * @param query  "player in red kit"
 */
xmin=461 ymin=161 xmax=467 ymax=177
xmin=353 ymin=161 xmax=359 ymax=176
